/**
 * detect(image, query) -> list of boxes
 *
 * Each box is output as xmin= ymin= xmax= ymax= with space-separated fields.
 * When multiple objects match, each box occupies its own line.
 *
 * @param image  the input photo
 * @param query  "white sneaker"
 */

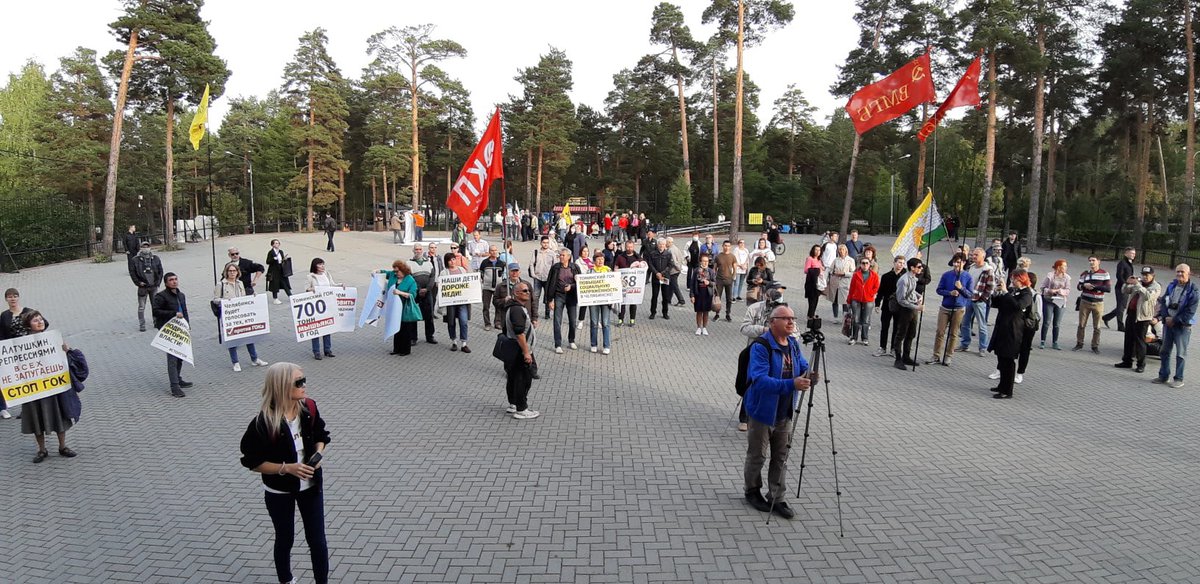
xmin=988 ymin=369 xmax=1001 ymax=380
xmin=554 ymin=346 xmax=564 ymax=354
xmin=602 ymin=348 xmax=610 ymax=355
xmin=273 ymin=299 xmax=282 ymax=305
xmin=253 ymin=359 xmax=269 ymax=366
xmin=505 ymin=404 xmax=517 ymax=414
xmin=577 ymin=322 xmax=584 ymax=330
xmin=848 ymin=339 xmax=856 ymax=345
xmin=696 ymin=328 xmax=702 ymax=335
xmin=701 ymin=328 xmax=710 ymax=336
xmin=0 ymin=409 xmax=10 ymax=419
xmin=1015 ymin=373 xmax=1024 ymax=384
xmin=590 ymin=346 xmax=598 ymax=353
xmin=872 ymin=347 xmax=887 ymax=357
xmin=569 ymin=342 xmax=578 ymax=350
xmin=513 ymin=409 xmax=541 ymax=420
xmin=232 ymin=363 xmax=242 ymax=372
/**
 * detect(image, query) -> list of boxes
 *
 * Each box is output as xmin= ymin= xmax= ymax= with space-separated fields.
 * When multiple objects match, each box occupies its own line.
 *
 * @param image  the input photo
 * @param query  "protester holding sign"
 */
xmin=305 ymin=258 xmax=343 ymax=360
xmin=378 ymin=260 xmax=421 ymax=356
xmin=587 ymin=250 xmax=614 ymax=354
xmin=153 ymin=273 xmax=192 ymax=398
xmin=442 ymin=253 xmax=472 ymax=353
xmin=0 ymin=288 xmax=46 ymax=419
xmin=215 ymin=263 xmax=269 ymax=372
xmin=18 ymin=311 xmax=77 ymax=463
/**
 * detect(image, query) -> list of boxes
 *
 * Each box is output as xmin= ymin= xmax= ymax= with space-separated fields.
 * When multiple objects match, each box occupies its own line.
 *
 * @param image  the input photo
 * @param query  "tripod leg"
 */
xmin=819 ymin=346 xmax=845 ymax=537
xmin=725 ymin=397 xmax=743 ymax=435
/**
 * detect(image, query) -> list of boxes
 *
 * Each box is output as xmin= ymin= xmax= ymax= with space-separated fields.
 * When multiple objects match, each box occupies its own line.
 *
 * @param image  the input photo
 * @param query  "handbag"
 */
xmin=842 ymin=312 xmax=853 ymax=337
xmin=492 ymin=305 xmax=527 ymax=363
xmin=711 ymin=297 xmax=723 ymax=314
xmin=282 ymin=256 xmax=294 ymax=278
xmin=211 ymin=283 xmax=225 ymax=317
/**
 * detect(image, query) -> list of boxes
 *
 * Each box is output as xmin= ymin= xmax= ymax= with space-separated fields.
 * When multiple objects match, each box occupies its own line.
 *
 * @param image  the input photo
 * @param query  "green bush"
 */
xmin=0 ymin=188 xmax=93 ymax=268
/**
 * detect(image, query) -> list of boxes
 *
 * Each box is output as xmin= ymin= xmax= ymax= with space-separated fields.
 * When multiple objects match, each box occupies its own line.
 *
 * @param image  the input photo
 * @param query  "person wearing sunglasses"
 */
xmin=501 ymin=284 xmax=540 ymax=419
xmin=892 ymin=258 xmax=925 ymax=370
xmin=227 ymin=247 xmax=265 ymax=296
xmin=240 ymin=363 xmax=331 ymax=584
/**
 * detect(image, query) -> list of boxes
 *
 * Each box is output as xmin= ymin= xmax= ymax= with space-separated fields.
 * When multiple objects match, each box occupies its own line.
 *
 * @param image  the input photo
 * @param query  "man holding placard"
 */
xmin=152 ymin=273 xmax=192 ymax=398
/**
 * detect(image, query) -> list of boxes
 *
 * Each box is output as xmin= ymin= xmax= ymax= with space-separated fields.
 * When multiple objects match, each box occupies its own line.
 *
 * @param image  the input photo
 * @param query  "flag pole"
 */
xmin=207 ymin=132 xmax=217 ymax=285
xmin=910 ymin=188 xmax=935 ymax=372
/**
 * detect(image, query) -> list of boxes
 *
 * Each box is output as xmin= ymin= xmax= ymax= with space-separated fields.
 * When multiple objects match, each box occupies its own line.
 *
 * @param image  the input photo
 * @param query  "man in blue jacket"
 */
xmin=926 ymin=253 xmax=973 ymax=366
xmin=743 ymin=305 xmax=814 ymax=520
xmin=1152 ymin=264 xmax=1198 ymax=388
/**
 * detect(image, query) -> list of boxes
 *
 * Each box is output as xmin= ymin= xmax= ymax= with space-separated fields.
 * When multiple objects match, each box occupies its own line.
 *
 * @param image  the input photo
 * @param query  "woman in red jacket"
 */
xmin=846 ymin=257 xmax=881 ymax=345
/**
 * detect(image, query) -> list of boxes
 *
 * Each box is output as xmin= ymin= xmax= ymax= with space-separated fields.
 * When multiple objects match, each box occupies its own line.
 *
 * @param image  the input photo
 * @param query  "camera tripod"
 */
xmin=765 ymin=321 xmax=845 ymax=536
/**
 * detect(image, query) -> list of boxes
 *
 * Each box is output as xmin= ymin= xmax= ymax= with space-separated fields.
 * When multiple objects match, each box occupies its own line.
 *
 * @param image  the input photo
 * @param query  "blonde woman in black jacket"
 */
xmin=240 ymin=362 xmax=330 ymax=584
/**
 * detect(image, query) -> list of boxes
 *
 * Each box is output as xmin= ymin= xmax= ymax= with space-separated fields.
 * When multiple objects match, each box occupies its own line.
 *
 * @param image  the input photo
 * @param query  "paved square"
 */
xmin=3 ymin=229 xmax=1197 ymax=583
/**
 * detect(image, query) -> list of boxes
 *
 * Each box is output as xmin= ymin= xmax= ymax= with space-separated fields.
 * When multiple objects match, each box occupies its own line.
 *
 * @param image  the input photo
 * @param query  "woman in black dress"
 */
xmin=988 ymin=268 xmax=1035 ymax=399
xmin=265 ymin=239 xmax=293 ymax=304
xmin=19 ymin=311 xmax=76 ymax=462
xmin=688 ymin=253 xmax=716 ymax=336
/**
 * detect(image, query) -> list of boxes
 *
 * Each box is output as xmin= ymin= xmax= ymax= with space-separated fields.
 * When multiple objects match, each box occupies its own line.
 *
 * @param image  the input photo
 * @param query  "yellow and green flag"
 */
xmin=189 ymin=83 xmax=210 ymax=151
xmin=561 ymin=203 xmax=573 ymax=225
xmin=890 ymin=189 xmax=946 ymax=260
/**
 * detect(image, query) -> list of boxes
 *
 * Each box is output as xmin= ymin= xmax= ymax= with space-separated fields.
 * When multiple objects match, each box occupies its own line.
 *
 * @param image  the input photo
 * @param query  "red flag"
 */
xmin=917 ymin=55 xmax=982 ymax=142
xmin=845 ymin=51 xmax=937 ymax=135
xmin=447 ymin=108 xmax=504 ymax=233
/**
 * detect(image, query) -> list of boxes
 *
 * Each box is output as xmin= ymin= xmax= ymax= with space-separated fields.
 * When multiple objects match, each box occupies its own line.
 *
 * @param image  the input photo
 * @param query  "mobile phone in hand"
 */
xmin=306 ymin=452 xmax=323 ymax=467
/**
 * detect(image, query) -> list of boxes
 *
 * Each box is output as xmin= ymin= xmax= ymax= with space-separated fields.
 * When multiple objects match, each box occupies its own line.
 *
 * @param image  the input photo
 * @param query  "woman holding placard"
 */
xmin=305 ymin=258 xmax=342 ymax=360
xmin=441 ymin=253 xmax=472 ymax=353
xmin=587 ymin=250 xmax=613 ymax=354
xmin=265 ymin=239 xmax=293 ymax=305
xmin=377 ymin=260 xmax=421 ymax=356
xmin=19 ymin=311 xmax=76 ymax=463
xmin=215 ymin=263 xmax=269 ymax=372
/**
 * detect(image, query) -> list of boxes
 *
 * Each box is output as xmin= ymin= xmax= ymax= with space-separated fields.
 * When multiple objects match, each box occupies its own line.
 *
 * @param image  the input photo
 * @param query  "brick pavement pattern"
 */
xmin=2 ymin=230 xmax=1198 ymax=583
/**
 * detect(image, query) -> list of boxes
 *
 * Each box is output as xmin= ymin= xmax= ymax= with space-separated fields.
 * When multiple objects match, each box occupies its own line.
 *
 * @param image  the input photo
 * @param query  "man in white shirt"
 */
xmin=466 ymin=231 xmax=489 ymax=271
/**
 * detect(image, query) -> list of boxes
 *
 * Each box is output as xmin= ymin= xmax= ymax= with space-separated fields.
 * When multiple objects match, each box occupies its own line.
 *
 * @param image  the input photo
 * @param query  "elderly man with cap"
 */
xmin=1152 ymin=264 xmax=1199 ymax=388
xmin=493 ymin=260 xmax=535 ymax=327
xmin=1115 ymin=265 xmax=1162 ymax=373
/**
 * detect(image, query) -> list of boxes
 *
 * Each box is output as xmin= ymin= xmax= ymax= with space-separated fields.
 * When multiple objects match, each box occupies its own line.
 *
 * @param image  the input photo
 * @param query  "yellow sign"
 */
xmin=748 ymin=213 xmax=763 ymax=226
xmin=0 ymin=331 xmax=72 ymax=408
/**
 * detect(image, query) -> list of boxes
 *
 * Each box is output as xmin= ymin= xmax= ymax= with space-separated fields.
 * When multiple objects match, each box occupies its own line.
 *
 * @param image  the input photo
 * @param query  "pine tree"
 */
xmin=0 ymin=62 xmax=50 ymax=190
xmin=516 ymin=48 xmax=579 ymax=213
xmin=666 ymin=173 xmax=694 ymax=224
xmin=650 ymin=3 xmax=702 ymax=190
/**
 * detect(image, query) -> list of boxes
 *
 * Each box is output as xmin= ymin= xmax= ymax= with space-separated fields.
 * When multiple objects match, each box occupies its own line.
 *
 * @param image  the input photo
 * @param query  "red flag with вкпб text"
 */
xmin=446 ymin=108 xmax=503 ymax=233
xmin=845 ymin=51 xmax=936 ymax=135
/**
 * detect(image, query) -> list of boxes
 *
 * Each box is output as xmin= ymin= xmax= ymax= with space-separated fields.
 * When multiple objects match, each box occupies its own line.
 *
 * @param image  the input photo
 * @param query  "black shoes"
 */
xmin=662 ymin=314 xmax=669 ymax=320
xmin=993 ymin=393 xmax=1012 ymax=399
xmin=314 ymin=353 xmax=323 ymax=360
xmin=649 ymin=314 xmax=656 ymax=320
xmin=1135 ymin=365 xmax=1145 ymax=373
xmin=725 ymin=315 xmax=732 ymax=322
xmin=894 ymin=360 xmax=907 ymax=370
xmin=1115 ymin=362 xmax=1133 ymax=369
xmin=745 ymin=491 xmax=771 ymax=513
xmin=179 ymin=381 xmax=194 ymax=388
xmin=324 ymin=351 xmax=335 ymax=358
xmin=171 ymin=388 xmax=186 ymax=398
xmin=768 ymin=499 xmax=795 ymax=520
xmin=902 ymin=358 xmax=919 ymax=367
xmin=1092 ymin=347 xmax=1100 ymax=354
xmin=426 ymin=339 xmax=439 ymax=344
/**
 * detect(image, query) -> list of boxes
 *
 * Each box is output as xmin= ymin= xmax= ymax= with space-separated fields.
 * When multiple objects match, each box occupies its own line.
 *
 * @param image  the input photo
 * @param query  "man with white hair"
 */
xmin=1152 ymin=264 xmax=1198 ymax=388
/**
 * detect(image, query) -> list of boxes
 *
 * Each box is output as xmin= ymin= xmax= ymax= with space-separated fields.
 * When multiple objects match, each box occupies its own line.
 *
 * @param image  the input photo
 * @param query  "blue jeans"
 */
xmin=733 ymin=273 xmax=747 ymax=298
xmin=1158 ymin=325 xmax=1191 ymax=381
xmin=264 ymin=488 xmax=328 ymax=584
xmin=310 ymin=335 xmax=331 ymax=355
xmin=1040 ymin=299 xmax=1064 ymax=344
xmin=589 ymin=305 xmax=611 ymax=349
xmin=552 ymin=294 xmax=577 ymax=347
xmin=959 ymin=300 xmax=990 ymax=351
xmin=447 ymin=305 xmax=468 ymax=342
xmin=228 ymin=343 xmax=259 ymax=364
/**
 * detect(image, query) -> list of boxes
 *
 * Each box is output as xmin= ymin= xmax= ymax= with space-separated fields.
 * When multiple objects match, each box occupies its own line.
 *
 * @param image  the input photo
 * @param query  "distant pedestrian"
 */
xmin=826 ymin=244 xmax=855 ymax=320
xmin=1075 ymin=256 xmax=1111 ymax=353
xmin=926 ymin=253 xmax=972 ymax=365
xmin=1104 ymin=247 xmax=1137 ymax=332
xmin=152 ymin=273 xmax=192 ymax=397
xmin=587 ymin=250 xmax=613 ymax=354
xmin=1114 ymin=266 xmax=1161 ymax=374
xmin=746 ymin=256 xmax=774 ymax=305
xmin=123 ymin=224 xmax=141 ymax=258
xmin=390 ymin=211 xmax=403 ymax=243
xmin=546 ymin=248 xmax=581 ymax=353
xmin=239 ymin=363 xmax=330 ymax=584
xmin=323 ymin=213 xmax=337 ymax=252
xmin=129 ymin=242 xmax=164 ymax=332
xmin=1038 ymin=259 xmax=1071 ymax=350
xmin=305 ymin=258 xmax=342 ymax=360
xmin=873 ymin=255 xmax=906 ymax=357
xmin=227 ymin=246 xmax=265 ymax=296
xmin=689 ymin=253 xmax=716 ymax=336
xmin=265 ymin=239 xmax=293 ymax=305
xmin=847 ymin=256 xmax=880 ymax=346
xmin=803 ymin=244 xmax=823 ymax=320
xmin=892 ymin=258 xmax=925 ymax=370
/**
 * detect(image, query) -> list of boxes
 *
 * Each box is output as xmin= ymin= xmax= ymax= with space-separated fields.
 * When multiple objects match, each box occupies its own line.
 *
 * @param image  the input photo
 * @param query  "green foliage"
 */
xmin=211 ymin=190 xmax=246 ymax=234
xmin=0 ymin=188 xmax=93 ymax=267
xmin=666 ymin=174 xmax=694 ymax=225
xmin=0 ymin=61 xmax=51 ymax=190
xmin=283 ymin=28 xmax=350 ymax=226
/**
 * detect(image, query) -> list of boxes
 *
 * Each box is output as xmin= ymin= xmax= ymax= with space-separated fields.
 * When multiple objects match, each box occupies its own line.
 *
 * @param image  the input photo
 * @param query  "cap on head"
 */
xmin=508 ymin=262 xmax=521 ymax=271
xmin=140 ymin=242 xmax=151 ymax=248
xmin=1141 ymin=266 xmax=1155 ymax=275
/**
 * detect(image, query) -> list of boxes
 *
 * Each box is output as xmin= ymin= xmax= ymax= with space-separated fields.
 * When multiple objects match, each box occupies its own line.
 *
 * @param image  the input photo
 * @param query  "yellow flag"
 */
xmin=189 ymin=83 xmax=210 ymax=151
xmin=561 ymin=204 xmax=573 ymax=225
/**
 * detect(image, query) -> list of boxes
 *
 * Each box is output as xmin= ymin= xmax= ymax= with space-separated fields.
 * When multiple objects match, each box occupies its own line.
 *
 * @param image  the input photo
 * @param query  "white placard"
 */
xmin=317 ymin=286 xmax=358 ymax=333
xmin=576 ymin=272 xmax=623 ymax=306
xmin=618 ymin=268 xmax=646 ymax=306
xmin=436 ymin=272 xmax=483 ymax=307
xmin=151 ymin=317 xmax=194 ymax=365
xmin=290 ymin=290 xmax=338 ymax=342
xmin=0 ymin=330 xmax=72 ymax=408
xmin=220 ymin=294 xmax=271 ymax=347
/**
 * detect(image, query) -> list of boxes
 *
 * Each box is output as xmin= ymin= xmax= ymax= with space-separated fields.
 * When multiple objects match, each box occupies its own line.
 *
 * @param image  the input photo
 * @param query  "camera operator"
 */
xmin=737 ymin=282 xmax=791 ymax=431
xmin=743 ymin=305 xmax=816 ymax=520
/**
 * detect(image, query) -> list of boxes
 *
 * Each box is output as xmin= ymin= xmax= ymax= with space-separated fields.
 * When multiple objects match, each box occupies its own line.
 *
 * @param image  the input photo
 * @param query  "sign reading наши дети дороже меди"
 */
xmin=0 ymin=330 xmax=71 ymax=408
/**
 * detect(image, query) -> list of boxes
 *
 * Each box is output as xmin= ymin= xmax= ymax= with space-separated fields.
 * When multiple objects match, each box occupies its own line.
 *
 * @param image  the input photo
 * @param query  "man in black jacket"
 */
xmin=152 ymin=273 xmax=192 ymax=397
xmin=647 ymin=239 xmax=674 ymax=320
xmin=546 ymin=249 xmax=581 ymax=352
xmin=123 ymin=225 xmax=141 ymax=259
xmin=323 ymin=213 xmax=337 ymax=252
xmin=129 ymin=242 xmax=164 ymax=332
xmin=1001 ymin=231 xmax=1020 ymax=279
xmin=226 ymin=246 xmax=265 ymax=295
xmin=1104 ymin=247 xmax=1136 ymax=332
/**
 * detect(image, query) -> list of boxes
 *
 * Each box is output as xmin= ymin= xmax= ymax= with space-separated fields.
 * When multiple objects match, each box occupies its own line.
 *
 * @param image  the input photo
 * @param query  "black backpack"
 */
xmin=734 ymin=337 xmax=772 ymax=397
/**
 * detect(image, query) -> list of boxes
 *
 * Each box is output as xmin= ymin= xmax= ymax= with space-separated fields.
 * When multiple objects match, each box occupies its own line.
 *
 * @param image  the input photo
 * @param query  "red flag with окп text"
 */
xmin=917 ymin=55 xmax=982 ymax=142
xmin=845 ymin=52 xmax=936 ymax=135
xmin=447 ymin=108 xmax=503 ymax=233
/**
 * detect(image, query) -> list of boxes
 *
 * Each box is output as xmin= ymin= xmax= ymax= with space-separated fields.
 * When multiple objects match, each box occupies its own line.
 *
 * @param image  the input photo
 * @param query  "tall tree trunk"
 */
xmin=338 ymin=166 xmax=346 ymax=224
xmin=536 ymin=145 xmax=544 ymax=214
xmin=101 ymin=27 xmax=141 ymax=254
xmin=86 ymin=179 xmax=96 ymax=244
xmin=164 ymin=97 xmax=176 ymax=245
xmin=410 ymin=63 xmax=421 ymax=211
xmin=673 ymin=46 xmax=692 ymax=189
xmin=382 ymin=164 xmax=389 ymax=217
xmin=1133 ymin=102 xmax=1152 ymax=251
xmin=1027 ymin=9 xmax=1047 ymax=252
xmin=635 ymin=173 xmax=641 ymax=214
xmin=1044 ymin=114 xmax=1058 ymax=240
xmin=712 ymin=57 xmax=719 ymax=207
xmin=446 ymin=134 xmax=452 ymax=200
xmin=730 ymin=0 xmax=745 ymax=241
xmin=371 ymin=176 xmax=377 ymax=229
xmin=976 ymin=50 xmax=999 ymax=249
xmin=1158 ymin=136 xmax=1170 ymax=226
xmin=915 ymin=103 xmax=927 ymax=207
xmin=841 ymin=133 xmax=862 ymax=237
xmin=1184 ymin=0 xmax=1196 ymax=254
xmin=306 ymin=103 xmax=315 ymax=231
xmin=525 ymin=148 xmax=533 ymax=211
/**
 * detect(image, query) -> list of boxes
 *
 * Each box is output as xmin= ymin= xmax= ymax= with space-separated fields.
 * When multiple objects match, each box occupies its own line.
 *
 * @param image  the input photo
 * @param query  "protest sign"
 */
xmin=317 ymin=286 xmax=358 ymax=333
xmin=358 ymin=274 xmax=387 ymax=328
xmin=0 ymin=330 xmax=71 ymax=408
xmin=290 ymin=290 xmax=338 ymax=342
xmin=151 ymin=316 xmax=194 ymax=365
xmin=436 ymin=272 xmax=482 ymax=307
xmin=219 ymin=294 xmax=270 ymax=347
xmin=618 ymin=268 xmax=646 ymax=305
xmin=576 ymin=272 xmax=623 ymax=306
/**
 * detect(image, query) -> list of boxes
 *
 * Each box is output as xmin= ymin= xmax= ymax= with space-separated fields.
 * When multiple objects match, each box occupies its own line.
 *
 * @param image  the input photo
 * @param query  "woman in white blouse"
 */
xmin=305 ymin=258 xmax=344 ymax=360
